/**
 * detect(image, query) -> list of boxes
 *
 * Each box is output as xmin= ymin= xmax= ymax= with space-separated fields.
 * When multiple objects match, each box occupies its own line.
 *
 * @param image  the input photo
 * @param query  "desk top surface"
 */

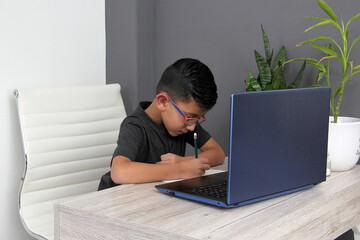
xmin=56 ymin=165 xmax=360 ymax=240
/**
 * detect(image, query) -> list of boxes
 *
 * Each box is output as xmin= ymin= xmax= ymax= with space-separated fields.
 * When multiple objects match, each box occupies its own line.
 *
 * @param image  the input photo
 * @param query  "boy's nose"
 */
xmin=185 ymin=124 xmax=196 ymax=132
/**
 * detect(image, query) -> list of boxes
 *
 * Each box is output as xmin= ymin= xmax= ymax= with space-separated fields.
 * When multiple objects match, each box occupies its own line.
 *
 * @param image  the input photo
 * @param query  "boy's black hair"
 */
xmin=156 ymin=58 xmax=218 ymax=110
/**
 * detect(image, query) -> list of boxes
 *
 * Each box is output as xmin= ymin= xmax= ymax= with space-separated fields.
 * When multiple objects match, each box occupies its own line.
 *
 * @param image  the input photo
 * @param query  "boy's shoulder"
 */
xmin=121 ymin=108 xmax=146 ymax=130
xmin=121 ymin=101 xmax=165 ymax=134
xmin=123 ymin=101 xmax=150 ymax=122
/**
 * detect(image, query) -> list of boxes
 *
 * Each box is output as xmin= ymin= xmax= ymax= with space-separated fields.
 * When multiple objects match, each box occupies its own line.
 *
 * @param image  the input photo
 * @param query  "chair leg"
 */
xmin=354 ymin=225 xmax=360 ymax=240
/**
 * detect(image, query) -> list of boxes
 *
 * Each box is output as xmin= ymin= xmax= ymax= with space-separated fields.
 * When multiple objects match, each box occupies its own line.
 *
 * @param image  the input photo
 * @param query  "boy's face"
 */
xmin=159 ymin=94 xmax=207 ymax=137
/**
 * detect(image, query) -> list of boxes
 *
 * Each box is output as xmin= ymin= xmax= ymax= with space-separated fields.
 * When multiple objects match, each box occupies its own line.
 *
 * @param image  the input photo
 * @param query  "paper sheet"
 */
xmin=162 ymin=169 xmax=225 ymax=183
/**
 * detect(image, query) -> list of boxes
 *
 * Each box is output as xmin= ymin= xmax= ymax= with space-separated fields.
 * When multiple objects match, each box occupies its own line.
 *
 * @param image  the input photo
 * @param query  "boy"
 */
xmin=98 ymin=58 xmax=225 ymax=190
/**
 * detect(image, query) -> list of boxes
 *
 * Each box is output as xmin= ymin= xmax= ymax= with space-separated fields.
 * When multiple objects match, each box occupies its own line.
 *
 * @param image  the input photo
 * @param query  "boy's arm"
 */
xmin=160 ymin=138 xmax=225 ymax=167
xmin=198 ymin=137 xmax=225 ymax=166
xmin=110 ymin=155 xmax=210 ymax=184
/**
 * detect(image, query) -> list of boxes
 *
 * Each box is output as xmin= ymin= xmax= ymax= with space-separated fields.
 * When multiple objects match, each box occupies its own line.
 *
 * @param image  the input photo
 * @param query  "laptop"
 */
xmin=155 ymin=87 xmax=330 ymax=208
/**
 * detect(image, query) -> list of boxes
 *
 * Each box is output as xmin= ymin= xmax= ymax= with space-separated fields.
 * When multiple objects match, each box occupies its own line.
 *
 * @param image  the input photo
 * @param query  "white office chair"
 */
xmin=14 ymin=84 xmax=126 ymax=239
xmin=354 ymin=225 xmax=360 ymax=240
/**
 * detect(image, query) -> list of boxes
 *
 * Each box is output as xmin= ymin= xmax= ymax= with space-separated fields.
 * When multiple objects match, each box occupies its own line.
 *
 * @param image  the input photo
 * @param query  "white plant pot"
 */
xmin=328 ymin=116 xmax=360 ymax=171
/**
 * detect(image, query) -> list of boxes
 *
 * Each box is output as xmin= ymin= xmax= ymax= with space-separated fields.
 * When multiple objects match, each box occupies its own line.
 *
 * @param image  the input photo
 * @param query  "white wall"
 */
xmin=0 ymin=0 xmax=105 ymax=239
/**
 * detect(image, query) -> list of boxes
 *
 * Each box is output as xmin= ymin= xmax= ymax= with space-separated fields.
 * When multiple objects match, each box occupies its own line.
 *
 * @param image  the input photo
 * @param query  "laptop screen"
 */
xmin=227 ymin=88 xmax=330 ymax=205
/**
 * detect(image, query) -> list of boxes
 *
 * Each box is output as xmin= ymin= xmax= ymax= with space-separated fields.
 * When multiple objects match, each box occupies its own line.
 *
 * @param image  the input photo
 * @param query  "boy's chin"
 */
xmin=169 ymin=131 xmax=185 ymax=137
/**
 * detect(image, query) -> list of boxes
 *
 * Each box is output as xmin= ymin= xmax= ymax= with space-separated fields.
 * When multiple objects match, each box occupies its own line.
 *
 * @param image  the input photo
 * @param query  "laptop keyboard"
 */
xmin=187 ymin=181 xmax=227 ymax=199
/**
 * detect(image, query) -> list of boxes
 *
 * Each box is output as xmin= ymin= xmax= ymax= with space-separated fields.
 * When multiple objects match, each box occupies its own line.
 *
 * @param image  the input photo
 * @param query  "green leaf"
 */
xmin=350 ymin=70 xmax=360 ymax=78
xmin=256 ymin=74 xmax=261 ymax=85
xmin=346 ymin=13 xmax=360 ymax=29
xmin=271 ymin=65 xmax=282 ymax=90
xmin=285 ymin=58 xmax=318 ymax=63
xmin=269 ymin=49 xmax=274 ymax=67
xmin=316 ymin=0 xmax=337 ymax=22
xmin=272 ymin=46 xmax=286 ymax=70
xmin=279 ymin=73 xmax=287 ymax=89
xmin=321 ymin=55 xmax=337 ymax=62
xmin=316 ymin=70 xmax=325 ymax=83
xmin=349 ymin=34 xmax=360 ymax=55
xmin=297 ymin=36 xmax=341 ymax=52
xmin=352 ymin=65 xmax=360 ymax=71
xmin=246 ymin=86 xmax=256 ymax=91
xmin=297 ymin=36 xmax=333 ymax=46
xmin=345 ymin=76 xmax=352 ymax=83
xmin=264 ymin=84 xmax=274 ymax=91
xmin=261 ymin=25 xmax=272 ymax=66
xmin=272 ymin=77 xmax=280 ymax=90
xmin=304 ymin=19 xmax=333 ymax=32
xmin=304 ymin=16 xmax=332 ymax=22
xmin=327 ymin=42 xmax=335 ymax=50
xmin=254 ymin=50 xmax=272 ymax=89
xmin=310 ymin=43 xmax=342 ymax=62
xmin=288 ymin=61 xmax=307 ymax=89
xmin=334 ymin=81 xmax=342 ymax=87
xmin=286 ymin=58 xmax=326 ymax=72
xmin=332 ymin=86 xmax=342 ymax=99
xmin=246 ymin=71 xmax=262 ymax=91
xmin=307 ymin=61 xmax=327 ymax=72
xmin=345 ymin=61 xmax=351 ymax=74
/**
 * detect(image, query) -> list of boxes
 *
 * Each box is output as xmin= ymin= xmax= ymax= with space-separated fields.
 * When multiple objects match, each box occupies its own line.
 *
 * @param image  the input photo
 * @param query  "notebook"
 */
xmin=155 ymin=87 xmax=331 ymax=208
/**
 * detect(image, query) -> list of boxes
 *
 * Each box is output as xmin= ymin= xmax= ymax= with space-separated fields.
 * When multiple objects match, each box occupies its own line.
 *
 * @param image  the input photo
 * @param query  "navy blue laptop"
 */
xmin=155 ymin=88 xmax=330 ymax=208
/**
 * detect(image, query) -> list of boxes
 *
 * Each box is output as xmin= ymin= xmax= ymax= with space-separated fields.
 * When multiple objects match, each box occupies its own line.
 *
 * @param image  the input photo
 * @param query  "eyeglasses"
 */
xmin=168 ymin=97 xmax=206 ymax=127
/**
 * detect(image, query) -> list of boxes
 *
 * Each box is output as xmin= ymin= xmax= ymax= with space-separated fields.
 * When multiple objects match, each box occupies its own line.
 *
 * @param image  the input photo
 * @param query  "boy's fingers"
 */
xmin=200 ymin=158 xmax=209 ymax=164
xmin=203 ymin=164 xmax=211 ymax=171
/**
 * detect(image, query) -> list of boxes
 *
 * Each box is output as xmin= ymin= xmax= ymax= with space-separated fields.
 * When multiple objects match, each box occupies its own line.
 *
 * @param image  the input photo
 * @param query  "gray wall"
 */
xmin=106 ymin=0 xmax=360 ymax=155
xmin=106 ymin=0 xmax=154 ymax=114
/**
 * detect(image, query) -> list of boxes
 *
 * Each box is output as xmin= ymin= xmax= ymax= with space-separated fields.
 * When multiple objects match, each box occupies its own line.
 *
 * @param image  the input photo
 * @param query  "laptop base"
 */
xmin=156 ymin=180 xmax=316 ymax=209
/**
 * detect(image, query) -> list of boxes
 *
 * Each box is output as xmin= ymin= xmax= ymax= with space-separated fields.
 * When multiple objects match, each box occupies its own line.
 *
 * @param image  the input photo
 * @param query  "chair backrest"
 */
xmin=14 ymin=84 xmax=126 ymax=239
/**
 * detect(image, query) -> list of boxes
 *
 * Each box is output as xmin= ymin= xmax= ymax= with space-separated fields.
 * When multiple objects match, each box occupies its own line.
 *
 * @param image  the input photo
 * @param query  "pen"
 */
xmin=194 ymin=133 xmax=198 ymax=158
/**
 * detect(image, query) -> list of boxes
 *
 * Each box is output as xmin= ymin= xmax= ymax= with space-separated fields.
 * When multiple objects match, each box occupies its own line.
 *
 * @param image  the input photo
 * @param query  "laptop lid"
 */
xmin=227 ymin=87 xmax=330 ymax=205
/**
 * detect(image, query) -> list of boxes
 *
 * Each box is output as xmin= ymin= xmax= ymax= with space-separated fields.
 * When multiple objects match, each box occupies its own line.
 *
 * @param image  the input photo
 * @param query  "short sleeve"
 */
xmin=111 ymin=117 xmax=146 ymax=166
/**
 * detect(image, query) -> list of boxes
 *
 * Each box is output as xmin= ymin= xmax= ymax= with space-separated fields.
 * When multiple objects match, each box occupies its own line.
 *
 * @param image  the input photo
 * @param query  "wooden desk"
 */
xmin=55 ymin=165 xmax=360 ymax=240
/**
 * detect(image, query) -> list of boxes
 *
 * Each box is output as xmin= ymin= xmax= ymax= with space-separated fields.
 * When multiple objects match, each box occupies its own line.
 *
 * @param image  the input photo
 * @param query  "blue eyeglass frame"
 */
xmin=168 ymin=97 xmax=206 ymax=126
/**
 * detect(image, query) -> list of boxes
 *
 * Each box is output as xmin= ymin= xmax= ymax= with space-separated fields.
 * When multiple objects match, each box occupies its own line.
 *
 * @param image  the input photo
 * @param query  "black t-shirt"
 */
xmin=98 ymin=101 xmax=211 ymax=190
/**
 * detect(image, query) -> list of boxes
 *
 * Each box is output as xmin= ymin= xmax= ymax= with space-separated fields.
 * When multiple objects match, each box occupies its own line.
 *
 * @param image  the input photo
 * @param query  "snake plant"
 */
xmin=245 ymin=25 xmax=306 ymax=92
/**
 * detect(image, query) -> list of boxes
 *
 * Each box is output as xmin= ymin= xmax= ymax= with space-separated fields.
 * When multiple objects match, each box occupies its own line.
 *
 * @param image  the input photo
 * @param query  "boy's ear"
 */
xmin=156 ymin=93 xmax=169 ymax=112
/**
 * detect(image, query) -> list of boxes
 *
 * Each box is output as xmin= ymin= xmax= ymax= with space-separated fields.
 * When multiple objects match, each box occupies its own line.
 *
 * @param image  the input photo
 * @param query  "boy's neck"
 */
xmin=145 ymin=99 xmax=163 ymax=124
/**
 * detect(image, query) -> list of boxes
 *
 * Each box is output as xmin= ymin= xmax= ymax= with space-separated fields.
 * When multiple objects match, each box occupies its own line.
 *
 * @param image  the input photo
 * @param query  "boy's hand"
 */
xmin=159 ymin=153 xmax=184 ymax=164
xmin=179 ymin=157 xmax=210 ymax=179
xmin=158 ymin=153 xmax=211 ymax=179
